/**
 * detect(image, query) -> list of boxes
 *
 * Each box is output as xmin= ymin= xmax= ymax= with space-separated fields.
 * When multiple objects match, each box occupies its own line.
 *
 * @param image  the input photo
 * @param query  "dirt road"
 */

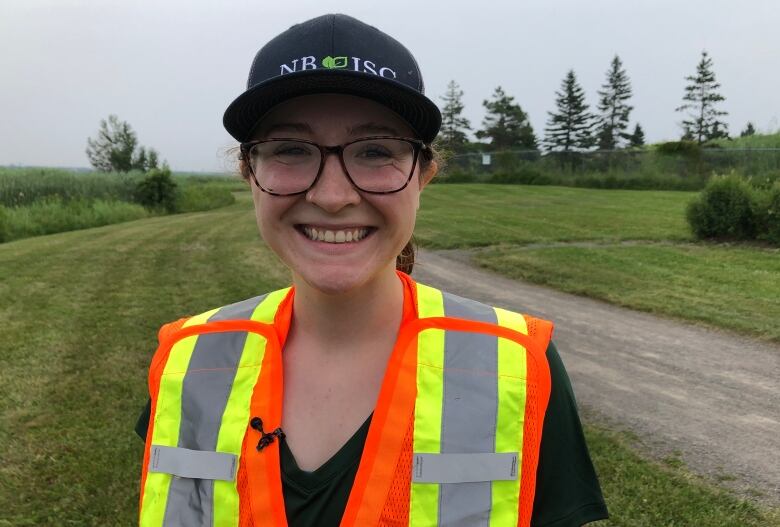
xmin=412 ymin=249 xmax=780 ymax=504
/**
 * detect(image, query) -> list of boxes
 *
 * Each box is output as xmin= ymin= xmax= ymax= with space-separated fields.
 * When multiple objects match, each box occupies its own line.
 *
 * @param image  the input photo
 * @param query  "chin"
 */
xmin=294 ymin=263 xmax=393 ymax=297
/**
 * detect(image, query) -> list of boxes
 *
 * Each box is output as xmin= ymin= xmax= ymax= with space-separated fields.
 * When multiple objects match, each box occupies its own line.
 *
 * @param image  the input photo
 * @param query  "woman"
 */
xmin=136 ymin=13 xmax=608 ymax=527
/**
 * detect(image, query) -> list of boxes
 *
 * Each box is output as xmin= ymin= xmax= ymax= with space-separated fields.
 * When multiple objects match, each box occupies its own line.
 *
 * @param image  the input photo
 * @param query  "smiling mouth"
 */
xmin=295 ymin=225 xmax=376 ymax=244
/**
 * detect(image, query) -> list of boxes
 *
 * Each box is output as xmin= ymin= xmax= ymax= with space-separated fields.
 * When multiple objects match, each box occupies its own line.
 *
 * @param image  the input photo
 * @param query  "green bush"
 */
xmin=755 ymin=182 xmax=780 ymax=244
xmin=175 ymin=185 xmax=235 ymax=213
xmin=488 ymin=168 xmax=552 ymax=185
xmin=134 ymin=166 xmax=177 ymax=212
xmin=0 ymin=205 xmax=8 ymax=243
xmin=686 ymin=174 xmax=758 ymax=240
xmin=656 ymin=140 xmax=702 ymax=157
xmin=437 ymin=170 xmax=477 ymax=183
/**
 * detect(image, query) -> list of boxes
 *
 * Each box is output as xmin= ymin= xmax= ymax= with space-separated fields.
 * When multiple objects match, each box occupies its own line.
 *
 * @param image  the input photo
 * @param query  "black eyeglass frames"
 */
xmin=239 ymin=136 xmax=428 ymax=196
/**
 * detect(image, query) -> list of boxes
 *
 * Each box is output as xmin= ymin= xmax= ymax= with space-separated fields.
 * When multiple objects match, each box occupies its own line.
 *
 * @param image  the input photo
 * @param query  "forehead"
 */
xmin=251 ymin=94 xmax=415 ymax=140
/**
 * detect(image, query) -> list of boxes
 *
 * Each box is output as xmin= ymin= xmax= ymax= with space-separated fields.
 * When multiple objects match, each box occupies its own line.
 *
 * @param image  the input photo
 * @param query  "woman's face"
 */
xmin=249 ymin=94 xmax=437 ymax=296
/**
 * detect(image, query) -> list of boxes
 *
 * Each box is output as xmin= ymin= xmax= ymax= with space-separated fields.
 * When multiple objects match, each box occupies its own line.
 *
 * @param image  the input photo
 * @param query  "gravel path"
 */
xmin=412 ymin=248 xmax=780 ymax=505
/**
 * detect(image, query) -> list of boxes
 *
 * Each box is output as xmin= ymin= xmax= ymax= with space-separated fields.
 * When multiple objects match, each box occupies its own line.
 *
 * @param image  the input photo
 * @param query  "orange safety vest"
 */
xmin=138 ymin=272 xmax=553 ymax=526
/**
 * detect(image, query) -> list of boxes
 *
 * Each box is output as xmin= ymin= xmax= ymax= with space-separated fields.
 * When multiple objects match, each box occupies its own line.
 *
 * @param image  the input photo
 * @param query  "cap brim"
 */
xmin=223 ymin=69 xmax=441 ymax=143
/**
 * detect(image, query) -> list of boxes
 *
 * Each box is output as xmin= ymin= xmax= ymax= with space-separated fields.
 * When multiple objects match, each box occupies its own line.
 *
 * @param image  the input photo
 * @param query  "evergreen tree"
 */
xmin=475 ymin=86 xmax=537 ymax=150
xmin=675 ymin=51 xmax=729 ymax=143
xmin=629 ymin=123 xmax=645 ymax=147
xmin=544 ymin=70 xmax=595 ymax=152
xmin=595 ymin=55 xmax=634 ymax=150
xmin=740 ymin=122 xmax=756 ymax=137
xmin=438 ymin=80 xmax=472 ymax=152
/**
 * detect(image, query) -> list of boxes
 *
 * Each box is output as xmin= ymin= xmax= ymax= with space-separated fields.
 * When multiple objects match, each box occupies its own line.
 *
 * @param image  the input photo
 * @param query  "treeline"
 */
xmin=438 ymin=51 xmax=756 ymax=155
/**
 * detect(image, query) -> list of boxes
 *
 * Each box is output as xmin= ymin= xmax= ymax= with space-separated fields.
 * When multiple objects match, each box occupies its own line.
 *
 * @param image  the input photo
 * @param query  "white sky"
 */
xmin=1 ymin=0 xmax=778 ymax=172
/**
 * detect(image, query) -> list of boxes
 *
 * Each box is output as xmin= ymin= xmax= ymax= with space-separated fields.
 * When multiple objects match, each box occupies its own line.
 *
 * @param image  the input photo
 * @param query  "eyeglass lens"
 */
xmin=249 ymin=138 xmax=416 ymax=194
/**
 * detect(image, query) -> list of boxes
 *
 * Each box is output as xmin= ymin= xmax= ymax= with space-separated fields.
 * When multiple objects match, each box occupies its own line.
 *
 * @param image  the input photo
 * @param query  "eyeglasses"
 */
xmin=239 ymin=136 xmax=427 ymax=196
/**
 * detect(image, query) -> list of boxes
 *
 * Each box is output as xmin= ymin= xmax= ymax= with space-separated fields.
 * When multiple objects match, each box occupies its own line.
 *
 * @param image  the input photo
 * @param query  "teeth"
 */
xmin=302 ymin=226 xmax=369 ymax=244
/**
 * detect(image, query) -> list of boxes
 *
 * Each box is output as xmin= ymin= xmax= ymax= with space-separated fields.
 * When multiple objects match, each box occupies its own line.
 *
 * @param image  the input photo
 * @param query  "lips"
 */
xmin=295 ymin=224 xmax=376 ymax=244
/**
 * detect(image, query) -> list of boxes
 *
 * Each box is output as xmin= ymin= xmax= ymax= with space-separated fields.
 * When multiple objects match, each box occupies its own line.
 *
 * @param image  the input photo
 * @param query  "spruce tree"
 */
xmin=629 ymin=123 xmax=645 ymax=147
xmin=675 ymin=51 xmax=729 ymax=143
xmin=595 ymin=55 xmax=634 ymax=150
xmin=438 ymin=80 xmax=472 ymax=152
xmin=544 ymin=70 xmax=595 ymax=152
xmin=740 ymin=122 xmax=756 ymax=137
xmin=475 ymin=86 xmax=537 ymax=150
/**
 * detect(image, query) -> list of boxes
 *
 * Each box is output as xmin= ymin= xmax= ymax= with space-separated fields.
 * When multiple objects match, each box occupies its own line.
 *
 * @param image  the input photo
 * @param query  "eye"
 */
xmin=355 ymin=144 xmax=392 ymax=158
xmin=273 ymin=143 xmax=312 ymax=157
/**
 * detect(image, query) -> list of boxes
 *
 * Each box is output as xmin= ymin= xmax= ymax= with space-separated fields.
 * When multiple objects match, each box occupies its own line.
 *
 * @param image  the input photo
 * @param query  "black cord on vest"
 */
xmin=250 ymin=417 xmax=285 ymax=451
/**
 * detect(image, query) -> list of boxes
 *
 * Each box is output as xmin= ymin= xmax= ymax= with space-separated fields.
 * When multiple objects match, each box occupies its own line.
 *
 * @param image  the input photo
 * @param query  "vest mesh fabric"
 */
xmin=238 ymin=434 xmax=253 ymax=526
xmin=378 ymin=416 xmax=414 ymax=526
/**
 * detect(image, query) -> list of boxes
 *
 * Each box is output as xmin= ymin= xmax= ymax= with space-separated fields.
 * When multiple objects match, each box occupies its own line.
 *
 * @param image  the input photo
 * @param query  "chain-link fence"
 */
xmin=439 ymin=148 xmax=780 ymax=190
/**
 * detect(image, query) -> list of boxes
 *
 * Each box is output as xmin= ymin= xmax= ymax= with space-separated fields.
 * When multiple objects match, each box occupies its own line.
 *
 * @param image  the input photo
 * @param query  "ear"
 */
xmin=419 ymin=160 xmax=439 ymax=190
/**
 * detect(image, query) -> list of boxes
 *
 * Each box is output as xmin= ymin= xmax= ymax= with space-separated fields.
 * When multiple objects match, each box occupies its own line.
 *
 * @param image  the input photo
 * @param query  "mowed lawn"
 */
xmin=1 ymin=188 xmax=778 ymax=525
xmin=418 ymin=184 xmax=780 ymax=342
xmin=415 ymin=184 xmax=694 ymax=248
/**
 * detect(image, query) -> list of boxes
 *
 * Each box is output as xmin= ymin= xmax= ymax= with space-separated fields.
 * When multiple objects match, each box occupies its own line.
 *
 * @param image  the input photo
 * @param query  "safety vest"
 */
xmin=139 ymin=272 xmax=553 ymax=527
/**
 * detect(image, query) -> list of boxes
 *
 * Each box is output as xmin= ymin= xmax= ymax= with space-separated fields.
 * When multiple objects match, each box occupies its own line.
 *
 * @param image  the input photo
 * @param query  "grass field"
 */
xmin=417 ymin=184 xmax=780 ymax=341
xmin=1 ymin=190 xmax=778 ymax=525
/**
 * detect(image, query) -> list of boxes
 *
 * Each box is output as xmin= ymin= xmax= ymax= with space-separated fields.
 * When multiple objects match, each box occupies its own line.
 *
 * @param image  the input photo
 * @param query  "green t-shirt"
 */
xmin=135 ymin=341 xmax=608 ymax=527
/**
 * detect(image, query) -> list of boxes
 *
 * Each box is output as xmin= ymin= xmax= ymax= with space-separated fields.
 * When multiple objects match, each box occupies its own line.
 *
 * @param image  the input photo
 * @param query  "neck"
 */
xmin=290 ymin=266 xmax=404 ymax=354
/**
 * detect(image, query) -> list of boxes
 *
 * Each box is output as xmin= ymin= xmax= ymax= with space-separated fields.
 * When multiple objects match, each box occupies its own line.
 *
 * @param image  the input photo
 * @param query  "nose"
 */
xmin=305 ymin=150 xmax=361 ymax=212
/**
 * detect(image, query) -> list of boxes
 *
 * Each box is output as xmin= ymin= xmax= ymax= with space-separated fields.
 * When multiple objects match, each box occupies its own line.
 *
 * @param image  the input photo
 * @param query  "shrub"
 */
xmin=488 ymin=167 xmax=551 ymax=185
xmin=686 ymin=174 xmax=758 ymax=240
xmin=175 ymin=185 xmax=235 ymax=213
xmin=0 ymin=205 xmax=8 ymax=243
xmin=437 ymin=170 xmax=477 ymax=183
xmin=656 ymin=140 xmax=702 ymax=157
xmin=134 ymin=166 xmax=177 ymax=212
xmin=755 ymin=182 xmax=780 ymax=245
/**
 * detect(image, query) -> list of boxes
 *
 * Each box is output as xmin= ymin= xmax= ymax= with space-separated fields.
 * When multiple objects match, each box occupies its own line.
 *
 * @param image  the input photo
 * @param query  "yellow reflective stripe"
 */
xmin=212 ymin=290 xmax=288 ymax=526
xmin=251 ymin=287 xmax=290 ymax=323
xmin=141 ymin=309 xmax=211 ymax=525
xmin=490 ymin=307 xmax=528 ymax=526
xmin=410 ymin=284 xmax=445 ymax=527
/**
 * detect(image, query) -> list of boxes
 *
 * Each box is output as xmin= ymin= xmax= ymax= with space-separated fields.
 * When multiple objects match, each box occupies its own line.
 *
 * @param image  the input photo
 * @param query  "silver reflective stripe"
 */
xmin=162 ymin=295 xmax=267 ymax=527
xmin=150 ymin=445 xmax=237 ymax=481
xmin=440 ymin=292 xmax=499 ymax=527
xmin=412 ymin=453 xmax=518 ymax=483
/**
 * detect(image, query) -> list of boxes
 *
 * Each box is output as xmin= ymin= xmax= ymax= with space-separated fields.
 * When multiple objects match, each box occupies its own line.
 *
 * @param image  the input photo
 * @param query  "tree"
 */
xmin=628 ymin=123 xmax=645 ymax=147
xmin=438 ymin=80 xmax=472 ymax=152
xmin=475 ymin=86 xmax=537 ymax=150
xmin=544 ymin=70 xmax=595 ymax=152
xmin=675 ymin=51 xmax=729 ymax=143
xmin=740 ymin=122 xmax=756 ymax=137
xmin=595 ymin=55 xmax=634 ymax=150
xmin=86 ymin=114 xmax=159 ymax=172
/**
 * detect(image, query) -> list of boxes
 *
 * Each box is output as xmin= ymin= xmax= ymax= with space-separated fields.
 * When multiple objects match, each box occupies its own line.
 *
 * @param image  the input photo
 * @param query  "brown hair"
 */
xmin=236 ymin=139 xmax=444 ymax=275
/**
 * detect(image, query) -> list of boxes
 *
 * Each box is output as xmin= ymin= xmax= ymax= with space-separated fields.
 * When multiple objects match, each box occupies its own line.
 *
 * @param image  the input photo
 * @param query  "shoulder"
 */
xmin=159 ymin=287 xmax=293 ymax=337
xmin=532 ymin=340 xmax=609 ymax=526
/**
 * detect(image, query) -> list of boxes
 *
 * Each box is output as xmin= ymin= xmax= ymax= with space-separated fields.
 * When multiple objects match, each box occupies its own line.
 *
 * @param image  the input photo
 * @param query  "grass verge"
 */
xmin=584 ymin=423 xmax=779 ymax=526
xmin=415 ymin=184 xmax=694 ymax=248
xmin=474 ymin=242 xmax=780 ymax=341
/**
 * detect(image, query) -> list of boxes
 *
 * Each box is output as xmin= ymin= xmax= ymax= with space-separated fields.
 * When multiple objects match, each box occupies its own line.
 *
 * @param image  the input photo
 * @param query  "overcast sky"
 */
xmin=1 ymin=0 xmax=777 ymax=172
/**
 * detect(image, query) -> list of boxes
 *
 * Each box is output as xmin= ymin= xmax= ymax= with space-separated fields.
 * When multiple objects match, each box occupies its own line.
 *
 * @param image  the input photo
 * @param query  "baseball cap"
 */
xmin=222 ymin=13 xmax=442 ymax=144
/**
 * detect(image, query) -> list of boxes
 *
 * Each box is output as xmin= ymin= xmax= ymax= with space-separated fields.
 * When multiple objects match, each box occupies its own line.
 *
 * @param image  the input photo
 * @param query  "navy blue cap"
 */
xmin=223 ymin=14 xmax=441 ymax=143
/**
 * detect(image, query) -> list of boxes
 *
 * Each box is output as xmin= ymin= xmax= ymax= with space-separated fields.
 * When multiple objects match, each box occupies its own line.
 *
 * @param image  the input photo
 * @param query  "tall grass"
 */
xmin=0 ymin=167 xmax=244 ymax=243
xmin=0 ymin=167 xmax=142 ymax=207
xmin=0 ymin=198 xmax=150 ymax=242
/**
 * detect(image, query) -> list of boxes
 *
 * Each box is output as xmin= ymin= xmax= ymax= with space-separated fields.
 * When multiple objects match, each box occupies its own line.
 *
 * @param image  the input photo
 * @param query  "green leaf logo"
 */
xmin=322 ymin=56 xmax=348 ymax=69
